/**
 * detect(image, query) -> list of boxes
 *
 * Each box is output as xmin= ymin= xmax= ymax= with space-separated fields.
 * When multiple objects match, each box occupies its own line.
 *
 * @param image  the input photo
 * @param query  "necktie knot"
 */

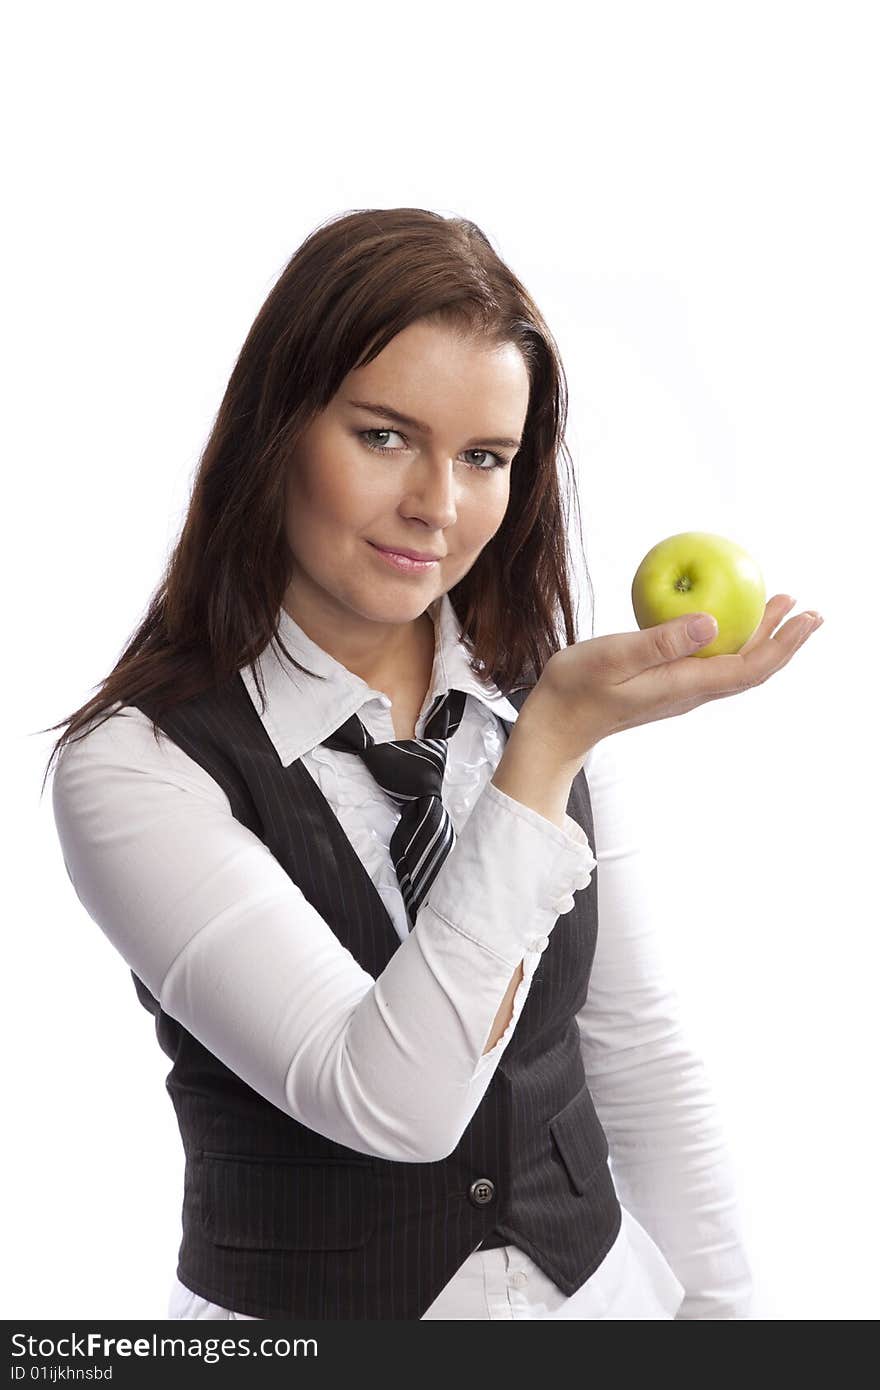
xmin=319 ymin=688 xmax=468 ymax=927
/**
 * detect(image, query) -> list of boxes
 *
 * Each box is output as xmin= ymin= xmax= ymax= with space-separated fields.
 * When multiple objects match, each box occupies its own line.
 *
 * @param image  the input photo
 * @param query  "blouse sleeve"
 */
xmin=51 ymin=706 xmax=596 ymax=1166
xmin=575 ymin=735 xmax=754 ymax=1319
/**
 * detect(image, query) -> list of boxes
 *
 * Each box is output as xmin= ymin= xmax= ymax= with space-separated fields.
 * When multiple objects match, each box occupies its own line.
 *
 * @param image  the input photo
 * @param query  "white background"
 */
xmin=6 ymin=0 xmax=877 ymax=1320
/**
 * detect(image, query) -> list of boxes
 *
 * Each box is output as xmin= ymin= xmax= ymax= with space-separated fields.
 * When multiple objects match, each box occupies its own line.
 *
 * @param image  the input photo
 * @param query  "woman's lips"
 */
xmin=367 ymin=541 xmax=441 ymax=573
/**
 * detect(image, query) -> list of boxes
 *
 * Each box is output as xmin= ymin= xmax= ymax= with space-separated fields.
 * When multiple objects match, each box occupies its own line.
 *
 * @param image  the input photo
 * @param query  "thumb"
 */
xmin=681 ymin=612 xmax=718 ymax=647
xmin=642 ymin=611 xmax=718 ymax=668
xmin=620 ymin=610 xmax=719 ymax=676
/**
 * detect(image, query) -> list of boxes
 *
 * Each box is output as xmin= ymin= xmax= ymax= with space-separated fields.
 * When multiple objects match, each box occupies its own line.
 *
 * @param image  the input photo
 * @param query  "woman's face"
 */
xmin=282 ymin=317 xmax=531 ymax=634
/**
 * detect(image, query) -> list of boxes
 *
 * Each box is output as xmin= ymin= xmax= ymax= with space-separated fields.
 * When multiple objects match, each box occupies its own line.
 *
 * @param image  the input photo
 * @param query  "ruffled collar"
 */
xmin=239 ymin=591 xmax=519 ymax=767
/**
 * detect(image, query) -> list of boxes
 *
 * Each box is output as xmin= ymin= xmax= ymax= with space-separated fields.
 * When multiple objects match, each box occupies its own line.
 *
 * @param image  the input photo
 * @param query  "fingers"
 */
xmin=738 ymin=594 xmax=796 ymax=656
xmin=717 ymin=600 xmax=821 ymax=691
xmin=626 ymin=594 xmax=822 ymax=715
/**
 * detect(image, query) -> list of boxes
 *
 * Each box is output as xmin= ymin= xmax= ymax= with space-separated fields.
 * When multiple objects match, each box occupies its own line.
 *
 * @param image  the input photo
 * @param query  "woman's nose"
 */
xmin=400 ymin=458 xmax=458 ymax=528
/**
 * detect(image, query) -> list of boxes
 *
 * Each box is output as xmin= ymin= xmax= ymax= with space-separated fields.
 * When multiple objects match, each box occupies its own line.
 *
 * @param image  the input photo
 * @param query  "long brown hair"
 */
xmin=36 ymin=207 xmax=593 ymax=799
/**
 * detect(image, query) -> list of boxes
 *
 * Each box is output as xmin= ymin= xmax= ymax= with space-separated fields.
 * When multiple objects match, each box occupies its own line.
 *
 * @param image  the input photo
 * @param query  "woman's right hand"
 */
xmin=519 ymin=594 xmax=823 ymax=767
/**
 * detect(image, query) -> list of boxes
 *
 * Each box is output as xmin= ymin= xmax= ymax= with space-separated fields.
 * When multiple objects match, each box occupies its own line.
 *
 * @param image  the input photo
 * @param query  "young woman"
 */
xmin=43 ymin=208 xmax=821 ymax=1320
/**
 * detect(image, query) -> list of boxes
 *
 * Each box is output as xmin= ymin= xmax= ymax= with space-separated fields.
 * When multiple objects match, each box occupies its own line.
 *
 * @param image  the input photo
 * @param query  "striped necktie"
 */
xmin=319 ymin=688 xmax=468 ymax=928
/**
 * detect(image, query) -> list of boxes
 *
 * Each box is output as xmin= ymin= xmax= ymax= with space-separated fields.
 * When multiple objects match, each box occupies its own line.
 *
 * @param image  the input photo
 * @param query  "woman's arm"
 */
xmin=575 ymin=735 xmax=754 ymax=1319
xmin=484 ymin=706 xmax=591 ymax=1048
xmin=51 ymin=706 xmax=595 ymax=1165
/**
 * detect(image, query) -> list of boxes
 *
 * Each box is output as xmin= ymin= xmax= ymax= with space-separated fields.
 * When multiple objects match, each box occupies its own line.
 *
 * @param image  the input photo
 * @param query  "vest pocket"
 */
xmin=548 ymin=1082 xmax=610 ymax=1196
xmin=200 ymin=1153 xmax=378 ymax=1250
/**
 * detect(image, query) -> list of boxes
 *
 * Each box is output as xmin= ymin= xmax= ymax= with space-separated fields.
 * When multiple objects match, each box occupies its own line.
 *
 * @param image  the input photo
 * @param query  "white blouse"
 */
xmin=51 ymin=592 xmax=753 ymax=1319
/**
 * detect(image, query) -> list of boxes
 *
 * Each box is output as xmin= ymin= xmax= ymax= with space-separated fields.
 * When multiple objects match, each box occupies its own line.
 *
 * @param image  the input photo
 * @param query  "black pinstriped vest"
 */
xmin=130 ymin=673 xmax=621 ymax=1320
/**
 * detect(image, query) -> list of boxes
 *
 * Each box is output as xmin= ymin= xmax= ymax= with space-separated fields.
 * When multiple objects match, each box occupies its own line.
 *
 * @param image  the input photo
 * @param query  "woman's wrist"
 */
xmin=491 ymin=696 xmax=592 ymax=829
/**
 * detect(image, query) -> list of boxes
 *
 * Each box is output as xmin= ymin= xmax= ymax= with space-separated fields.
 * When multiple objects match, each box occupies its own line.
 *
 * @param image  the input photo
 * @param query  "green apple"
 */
xmin=631 ymin=531 xmax=766 ymax=658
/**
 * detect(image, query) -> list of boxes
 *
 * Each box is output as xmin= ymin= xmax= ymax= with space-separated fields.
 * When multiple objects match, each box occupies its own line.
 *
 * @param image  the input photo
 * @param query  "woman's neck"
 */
xmin=282 ymin=592 xmax=438 ymax=722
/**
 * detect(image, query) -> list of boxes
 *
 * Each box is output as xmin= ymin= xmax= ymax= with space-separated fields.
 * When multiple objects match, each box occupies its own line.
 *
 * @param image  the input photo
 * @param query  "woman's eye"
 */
xmin=358 ymin=429 xmax=508 ymax=470
xmin=360 ymin=428 xmax=404 ymax=452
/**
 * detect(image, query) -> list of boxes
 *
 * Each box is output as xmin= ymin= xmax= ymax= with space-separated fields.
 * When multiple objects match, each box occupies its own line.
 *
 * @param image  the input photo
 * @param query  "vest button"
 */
xmin=469 ymin=1177 xmax=496 ymax=1207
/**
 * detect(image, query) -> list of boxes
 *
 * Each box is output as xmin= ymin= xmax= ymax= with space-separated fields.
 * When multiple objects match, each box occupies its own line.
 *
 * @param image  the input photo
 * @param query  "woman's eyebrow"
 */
xmin=346 ymin=399 xmax=522 ymax=450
